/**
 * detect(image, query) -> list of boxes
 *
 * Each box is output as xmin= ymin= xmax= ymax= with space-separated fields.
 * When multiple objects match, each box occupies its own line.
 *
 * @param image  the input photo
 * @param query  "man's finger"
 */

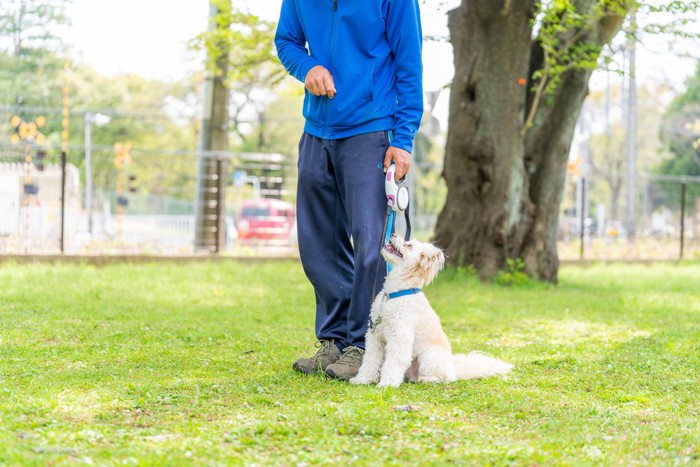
xmin=383 ymin=152 xmax=392 ymax=173
xmin=398 ymin=158 xmax=411 ymax=181
xmin=324 ymin=75 xmax=336 ymax=99
xmin=384 ymin=147 xmax=411 ymax=181
xmin=316 ymin=78 xmax=326 ymax=96
xmin=394 ymin=161 xmax=406 ymax=181
xmin=306 ymin=81 xmax=318 ymax=96
xmin=396 ymin=165 xmax=407 ymax=181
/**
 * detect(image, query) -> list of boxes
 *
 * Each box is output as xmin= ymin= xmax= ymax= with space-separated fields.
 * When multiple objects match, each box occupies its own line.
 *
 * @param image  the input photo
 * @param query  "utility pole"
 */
xmin=84 ymin=112 xmax=111 ymax=235
xmin=194 ymin=1 xmax=231 ymax=252
xmin=624 ymin=13 xmax=638 ymax=239
xmin=85 ymin=112 xmax=93 ymax=234
xmin=61 ymin=58 xmax=69 ymax=253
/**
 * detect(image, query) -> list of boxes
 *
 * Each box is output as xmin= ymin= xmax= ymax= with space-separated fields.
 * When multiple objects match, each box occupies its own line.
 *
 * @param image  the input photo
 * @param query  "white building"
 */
xmin=0 ymin=162 xmax=81 ymax=252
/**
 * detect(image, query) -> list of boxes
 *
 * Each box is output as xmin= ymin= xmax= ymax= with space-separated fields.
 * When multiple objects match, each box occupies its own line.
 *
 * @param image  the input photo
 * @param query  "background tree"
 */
xmin=67 ymin=66 xmax=199 ymax=204
xmin=0 ymin=0 xmax=68 ymax=106
xmin=238 ymin=88 xmax=304 ymax=154
xmin=657 ymin=63 xmax=700 ymax=208
xmin=583 ymin=83 xmax=674 ymax=222
xmin=191 ymin=2 xmax=288 ymax=151
xmin=433 ymin=0 xmax=698 ymax=282
xmin=0 ymin=0 xmax=67 ymax=56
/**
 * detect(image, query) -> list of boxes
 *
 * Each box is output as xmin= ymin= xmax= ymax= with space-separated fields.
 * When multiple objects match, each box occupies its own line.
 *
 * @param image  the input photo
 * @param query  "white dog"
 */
xmin=350 ymin=234 xmax=513 ymax=388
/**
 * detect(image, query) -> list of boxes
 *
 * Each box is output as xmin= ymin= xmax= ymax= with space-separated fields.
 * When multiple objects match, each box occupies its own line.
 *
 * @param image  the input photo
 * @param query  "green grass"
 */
xmin=0 ymin=260 xmax=698 ymax=465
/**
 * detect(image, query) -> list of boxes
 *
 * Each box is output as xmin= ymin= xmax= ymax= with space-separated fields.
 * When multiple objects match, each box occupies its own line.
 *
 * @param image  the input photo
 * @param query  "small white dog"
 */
xmin=350 ymin=234 xmax=513 ymax=388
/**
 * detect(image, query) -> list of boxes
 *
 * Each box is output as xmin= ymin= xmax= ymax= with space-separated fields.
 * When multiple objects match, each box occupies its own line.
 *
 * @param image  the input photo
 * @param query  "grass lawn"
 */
xmin=0 ymin=259 xmax=698 ymax=465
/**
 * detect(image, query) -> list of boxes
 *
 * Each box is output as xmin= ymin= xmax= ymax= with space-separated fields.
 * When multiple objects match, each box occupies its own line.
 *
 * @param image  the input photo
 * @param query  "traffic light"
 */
xmin=36 ymin=149 xmax=46 ymax=172
xmin=128 ymin=174 xmax=137 ymax=193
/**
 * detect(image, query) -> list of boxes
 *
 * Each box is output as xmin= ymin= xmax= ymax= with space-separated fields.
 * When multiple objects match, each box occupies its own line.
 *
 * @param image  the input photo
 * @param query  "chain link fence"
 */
xmin=1 ymin=141 xmax=698 ymax=260
xmin=0 ymin=142 xmax=301 ymax=256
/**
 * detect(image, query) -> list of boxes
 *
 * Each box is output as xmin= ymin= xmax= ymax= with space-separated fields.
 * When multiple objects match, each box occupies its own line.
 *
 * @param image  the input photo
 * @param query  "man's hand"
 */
xmin=305 ymin=65 xmax=336 ymax=99
xmin=383 ymin=146 xmax=411 ymax=181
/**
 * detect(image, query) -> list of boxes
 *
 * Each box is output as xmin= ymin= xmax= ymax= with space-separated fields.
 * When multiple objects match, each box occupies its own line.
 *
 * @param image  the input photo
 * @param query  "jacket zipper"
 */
xmin=324 ymin=0 xmax=338 ymax=139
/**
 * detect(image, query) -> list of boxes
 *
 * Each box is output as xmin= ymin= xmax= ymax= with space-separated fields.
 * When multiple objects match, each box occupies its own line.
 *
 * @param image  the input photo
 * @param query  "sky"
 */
xmin=61 ymin=0 xmax=699 ymax=128
xmin=62 ymin=0 xmax=456 ymax=89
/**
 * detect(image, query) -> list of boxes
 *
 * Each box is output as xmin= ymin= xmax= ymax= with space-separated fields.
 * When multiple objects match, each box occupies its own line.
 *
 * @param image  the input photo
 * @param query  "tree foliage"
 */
xmin=0 ymin=0 xmax=68 ymax=106
xmin=0 ymin=0 xmax=68 ymax=57
xmin=0 ymin=0 xmax=200 ymax=205
xmin=657 ymin=62 xmax=700 ymax=205
xmin=191 ymin=2 xmax=288 ymax=150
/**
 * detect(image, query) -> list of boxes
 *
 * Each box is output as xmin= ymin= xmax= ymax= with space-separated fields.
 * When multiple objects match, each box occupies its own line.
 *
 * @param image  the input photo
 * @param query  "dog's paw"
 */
xmin=349 ymin=376 xmax=372 ymax=385
xmin=416 ymin=376 xmax=442 ymax=384
xmin=377 ymin=379 xmax=402 ymax=388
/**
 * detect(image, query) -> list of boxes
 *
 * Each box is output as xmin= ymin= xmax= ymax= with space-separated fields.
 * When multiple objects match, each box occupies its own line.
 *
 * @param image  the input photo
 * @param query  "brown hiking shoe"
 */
xmin=325 ymin=346 xmax=365 ymax=380
xmin=293 ymin=340 xmax=341 ymax=374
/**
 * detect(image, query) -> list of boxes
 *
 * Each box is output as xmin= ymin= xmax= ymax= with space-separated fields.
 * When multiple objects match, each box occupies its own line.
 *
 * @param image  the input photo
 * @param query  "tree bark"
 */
xmin=434 ymin=0 xmax=537 ymax=278
xmin=434 ymin=0 xmax=630 ymax=282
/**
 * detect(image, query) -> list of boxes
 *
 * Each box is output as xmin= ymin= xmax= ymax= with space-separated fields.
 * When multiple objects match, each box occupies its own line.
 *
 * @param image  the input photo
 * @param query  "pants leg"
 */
xmin=297 ymin=131 xmax=389 ymax=351
xmin=297 ymin=133 xmax=354 ymax=345
xmin=331 ymin=131 xmax=389 ymax=349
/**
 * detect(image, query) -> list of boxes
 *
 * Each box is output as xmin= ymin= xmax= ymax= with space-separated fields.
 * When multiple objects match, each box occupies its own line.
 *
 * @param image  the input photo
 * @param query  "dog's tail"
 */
xmin=453 ymin=352 xmax=513 ymax=380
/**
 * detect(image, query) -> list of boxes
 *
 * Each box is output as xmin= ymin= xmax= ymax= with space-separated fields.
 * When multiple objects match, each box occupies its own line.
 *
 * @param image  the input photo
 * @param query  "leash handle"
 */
xmin=385 ymin=165 xmax=409 ymax=212
xmin=385 ymin=164 xmax=411 ymax=241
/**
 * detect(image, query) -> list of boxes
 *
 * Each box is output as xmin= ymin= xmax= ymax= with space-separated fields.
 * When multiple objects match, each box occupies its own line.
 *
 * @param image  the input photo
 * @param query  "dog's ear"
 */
xmin=418 ymin=244 xmax=445 ymax=285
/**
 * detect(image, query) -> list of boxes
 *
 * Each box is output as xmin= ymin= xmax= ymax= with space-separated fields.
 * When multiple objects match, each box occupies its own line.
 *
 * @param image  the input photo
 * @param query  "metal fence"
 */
xmin=0 ymin=142 xmax=303 ymax=256
xmin=1 ymin=141 xmax=698 ymax=261
xmin=558 ymin=174 xmax=700 ymax=261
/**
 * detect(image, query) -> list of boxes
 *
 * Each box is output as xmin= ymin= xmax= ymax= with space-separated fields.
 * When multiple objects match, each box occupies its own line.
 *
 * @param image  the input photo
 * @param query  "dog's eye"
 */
xmin=405 ymin=243 xmax=413 ymax=249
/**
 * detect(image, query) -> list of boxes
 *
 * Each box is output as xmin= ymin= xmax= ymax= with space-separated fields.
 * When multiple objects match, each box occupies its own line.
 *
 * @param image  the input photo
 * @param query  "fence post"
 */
xmin=580 ymin=176 xmax=586 ymax=260
xmin=60 ymin=150 xmax=67 ymax=253
xmin=215 ymin=158 xmax=224 ymax=253
xmin=679 ymin=182 xmax=686 ymax=260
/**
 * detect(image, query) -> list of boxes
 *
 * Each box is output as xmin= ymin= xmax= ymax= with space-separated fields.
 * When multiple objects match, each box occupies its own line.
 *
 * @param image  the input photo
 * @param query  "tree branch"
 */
xmin=524 ymin=1 xmax=630 ymax=142
xmin=501 ymin=0 xmax=512 ymax=16
xmin=521 ymin=50 xmax=549 ymax=136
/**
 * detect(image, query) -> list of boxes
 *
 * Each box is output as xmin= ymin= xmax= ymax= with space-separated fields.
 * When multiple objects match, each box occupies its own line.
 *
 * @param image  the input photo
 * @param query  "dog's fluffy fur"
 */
xmin=350 ymin=235 xmax=513 ymax=388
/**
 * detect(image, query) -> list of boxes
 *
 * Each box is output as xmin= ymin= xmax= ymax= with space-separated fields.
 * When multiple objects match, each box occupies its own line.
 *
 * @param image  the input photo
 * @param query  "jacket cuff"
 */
xmin=298 ymin=59 xmax=321 ymax=84
xmin=390 ymin=136 xmax=414 ymax=155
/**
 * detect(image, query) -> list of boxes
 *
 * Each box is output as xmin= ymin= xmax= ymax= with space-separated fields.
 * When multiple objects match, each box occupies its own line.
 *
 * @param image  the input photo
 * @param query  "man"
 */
xmin=275 ymin=0 xmax=423 ymax=380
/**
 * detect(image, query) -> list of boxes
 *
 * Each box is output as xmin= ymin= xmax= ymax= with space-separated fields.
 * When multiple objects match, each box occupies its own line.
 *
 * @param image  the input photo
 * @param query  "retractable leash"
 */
xmin=384 ymin=164 xmax=411 ymax=245
xmin=371 ymin=164 xmax=412 ymax=301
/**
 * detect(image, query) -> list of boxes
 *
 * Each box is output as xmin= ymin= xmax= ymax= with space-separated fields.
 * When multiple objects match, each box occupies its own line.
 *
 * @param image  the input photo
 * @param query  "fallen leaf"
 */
xmin=392 ymin=405 xmax=420 ymax=412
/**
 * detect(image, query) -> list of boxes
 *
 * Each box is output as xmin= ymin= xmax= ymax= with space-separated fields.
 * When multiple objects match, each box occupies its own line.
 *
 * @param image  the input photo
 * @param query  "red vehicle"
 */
xmin=236 ymin=198 xmax=295 ymax=241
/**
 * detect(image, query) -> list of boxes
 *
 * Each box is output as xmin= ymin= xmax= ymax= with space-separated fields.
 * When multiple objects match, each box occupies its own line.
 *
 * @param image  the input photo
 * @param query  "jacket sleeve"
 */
xmin=274 ymin=0 xmax=321 ymax=83
xmin=385 ymin=0 xmax=424 ymax=154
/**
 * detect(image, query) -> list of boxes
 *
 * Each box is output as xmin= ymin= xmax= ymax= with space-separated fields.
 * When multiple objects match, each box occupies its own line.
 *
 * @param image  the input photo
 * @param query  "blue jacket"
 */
xmin=274 ymin=0 xmax=423 ymax=153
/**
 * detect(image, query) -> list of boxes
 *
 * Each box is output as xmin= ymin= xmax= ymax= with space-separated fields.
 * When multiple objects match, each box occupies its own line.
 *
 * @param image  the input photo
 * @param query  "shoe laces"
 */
xmin=336 ymin=346 xmax=364 ymax=366
xmin=314 ymin=340 xmax=335 ymax=357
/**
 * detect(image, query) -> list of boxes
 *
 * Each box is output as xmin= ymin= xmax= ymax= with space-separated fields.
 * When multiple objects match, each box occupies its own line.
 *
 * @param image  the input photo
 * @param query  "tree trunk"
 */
xmin=434 ymin=0 xmax=537 ymax=279
xmin=434 ymin=0 xmax=629 ymax=282
xmin=610 ymin=181 xmax=621 ymax=221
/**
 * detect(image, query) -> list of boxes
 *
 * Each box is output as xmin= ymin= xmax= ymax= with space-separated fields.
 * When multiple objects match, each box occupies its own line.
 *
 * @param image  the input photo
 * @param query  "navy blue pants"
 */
xmin=297 ymin=131 xmax=389 ymax=351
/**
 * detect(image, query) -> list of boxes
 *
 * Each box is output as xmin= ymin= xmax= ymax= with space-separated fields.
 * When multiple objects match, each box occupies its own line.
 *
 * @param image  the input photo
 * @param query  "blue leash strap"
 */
xmin=386 ymin=128 xmax=396 ymax=275
xmin=385 ymin=210 xmax=395 ymax=273
xmin=372 ymin=204 xmax=394 ymax=301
